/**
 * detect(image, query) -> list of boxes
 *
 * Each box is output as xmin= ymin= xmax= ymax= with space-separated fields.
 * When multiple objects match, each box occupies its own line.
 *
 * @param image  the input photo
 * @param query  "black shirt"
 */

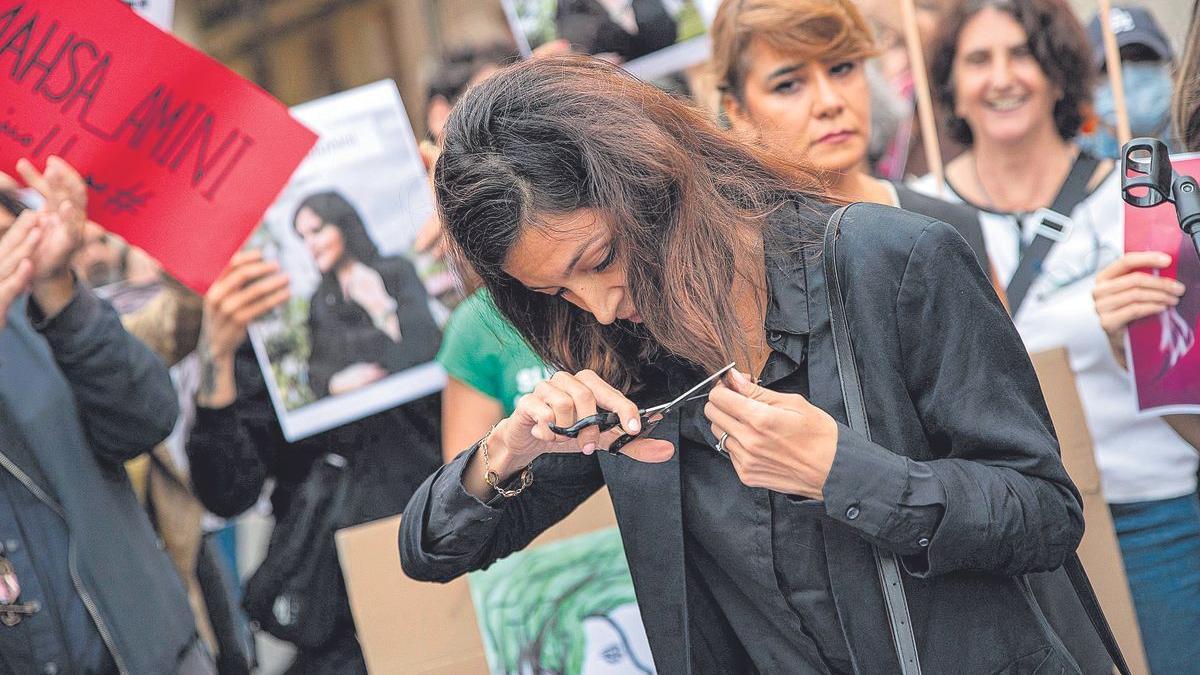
xmin=672 ymin=250 xmax=944 ymax=673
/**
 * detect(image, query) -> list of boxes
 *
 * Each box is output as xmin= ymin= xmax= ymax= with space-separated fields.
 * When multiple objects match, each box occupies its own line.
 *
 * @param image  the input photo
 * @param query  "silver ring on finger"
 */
xmin=716 ymin=431 xmax=730 ymax=455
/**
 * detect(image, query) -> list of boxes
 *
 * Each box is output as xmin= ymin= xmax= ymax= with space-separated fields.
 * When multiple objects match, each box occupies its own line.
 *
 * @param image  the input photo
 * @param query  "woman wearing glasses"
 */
xmin=400 ymin=57 xmax=1113 ymax=672
xmin=912 ymin=1 xmax=1200 ymax=670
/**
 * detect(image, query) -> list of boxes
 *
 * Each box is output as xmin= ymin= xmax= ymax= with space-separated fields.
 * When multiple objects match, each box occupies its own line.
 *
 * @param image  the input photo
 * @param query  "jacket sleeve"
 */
xmin=31 ymin=282 xmax=179 ymax=463
xmin=400 ymin=445 xmax=604 ymax=583
xmin=886 ymin=220 xmax=1083 ymax=577
xmin=186 ymin=343 xmax=281 ymax=518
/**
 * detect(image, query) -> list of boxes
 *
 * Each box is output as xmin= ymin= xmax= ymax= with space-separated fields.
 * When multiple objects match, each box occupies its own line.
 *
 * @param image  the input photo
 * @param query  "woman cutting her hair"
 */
xmin=400 ymin=57 xmax=1115 ymax=673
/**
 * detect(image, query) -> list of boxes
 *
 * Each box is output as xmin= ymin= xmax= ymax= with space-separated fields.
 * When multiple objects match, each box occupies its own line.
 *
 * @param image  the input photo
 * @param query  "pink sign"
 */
xmin=1125 ymin=154 xmax=1200 ymax=413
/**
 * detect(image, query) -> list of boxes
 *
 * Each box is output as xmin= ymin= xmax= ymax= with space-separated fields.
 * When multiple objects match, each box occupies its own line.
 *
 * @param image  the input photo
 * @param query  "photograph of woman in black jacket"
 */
xmin=399 ymin=56 xmax=1118 ymax=673
xmin=293 ymin=191 xmax=441 ymax=398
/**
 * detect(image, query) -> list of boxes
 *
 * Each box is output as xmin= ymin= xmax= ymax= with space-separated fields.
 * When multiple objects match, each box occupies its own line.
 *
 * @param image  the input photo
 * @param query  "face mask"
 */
xmin=1078 ymin=61 xmax=1173 ymax=158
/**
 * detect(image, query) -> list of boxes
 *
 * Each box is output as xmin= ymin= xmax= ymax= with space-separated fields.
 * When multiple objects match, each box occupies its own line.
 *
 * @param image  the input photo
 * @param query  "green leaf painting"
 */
xmin=468 ymin=527 xmax=654 ymax=674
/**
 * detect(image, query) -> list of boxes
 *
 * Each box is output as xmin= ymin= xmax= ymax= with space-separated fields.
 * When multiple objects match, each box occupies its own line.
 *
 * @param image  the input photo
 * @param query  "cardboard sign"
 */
xmin=337 ymin=489 xmax=646 ymax=674
xmin=0 ymin=0 xmax=316 ymax=293
xmin=1028 ymin=349 xmax=1150 ymax=674
xmin=121 ymin=0 xmax=174 ymax=30
xmin=1124 ymin=154 xmax=1200 ymax=414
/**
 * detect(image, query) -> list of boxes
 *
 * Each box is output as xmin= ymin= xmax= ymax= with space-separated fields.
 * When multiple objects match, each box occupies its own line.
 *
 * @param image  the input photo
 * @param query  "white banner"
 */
xmin=120 ymin=0 xmax=175 ymax=31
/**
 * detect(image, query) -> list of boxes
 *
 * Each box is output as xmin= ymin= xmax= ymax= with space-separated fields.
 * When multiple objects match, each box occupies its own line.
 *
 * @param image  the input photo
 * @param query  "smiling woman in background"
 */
xmin=913 ymin=1 xmax=1200 ymax=670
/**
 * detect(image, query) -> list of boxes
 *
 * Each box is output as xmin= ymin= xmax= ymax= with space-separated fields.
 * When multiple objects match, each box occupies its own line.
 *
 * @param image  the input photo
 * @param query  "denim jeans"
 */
xmin=1109 ymin=493 xmax=1200 ymax=675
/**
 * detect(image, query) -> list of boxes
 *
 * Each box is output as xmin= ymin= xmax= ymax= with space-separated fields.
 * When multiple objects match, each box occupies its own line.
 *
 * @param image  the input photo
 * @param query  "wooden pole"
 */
xmin=1096 ymin=0 xmax=1132 ymax=144
xmin=900 ymin=0 xmax=944 ymax=194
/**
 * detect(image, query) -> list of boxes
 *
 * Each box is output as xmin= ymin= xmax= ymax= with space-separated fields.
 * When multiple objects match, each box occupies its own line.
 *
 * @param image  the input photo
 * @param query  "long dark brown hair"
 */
xmin=435 ymin=56 xmax=825 ymax=390
xmin=1176 ymin=0 xmax=1200 ymax=151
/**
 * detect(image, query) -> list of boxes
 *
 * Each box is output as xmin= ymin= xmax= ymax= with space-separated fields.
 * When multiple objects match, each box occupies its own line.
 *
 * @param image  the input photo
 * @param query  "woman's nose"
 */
xmin=989 ymin=53 xmax=1014 ymax=88
xmin=811 ymin=71 xmax=845 ymax=119
xmin=567 ymin=286 xmax=618 ymax=325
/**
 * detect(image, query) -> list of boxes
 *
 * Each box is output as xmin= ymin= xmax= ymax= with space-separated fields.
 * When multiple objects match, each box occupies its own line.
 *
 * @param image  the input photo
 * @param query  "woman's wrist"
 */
xmin=483 ymin=419 xmax=533 ymax=480
xmin=195 ymin=347 xmax=237 ymax=409
xmin=462 ymin=419 xmax=535 ymax=502
xmin=29 ymin=269 xmax=76 ymax=320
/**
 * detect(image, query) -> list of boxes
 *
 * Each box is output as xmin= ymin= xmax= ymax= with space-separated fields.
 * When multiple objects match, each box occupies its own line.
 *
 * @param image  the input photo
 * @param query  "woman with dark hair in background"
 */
xmin=914 ymin=1 xmax=1200 ymax=670
xmin=555 ymin=0 xmax=677 ymax=62
xmin=293 ymin=191 xmax=440 ymax=397
xmin=709 ymin=0 xmax=990 ymax=273
xmin=400 ymin=56 xmax=1117 ymax=673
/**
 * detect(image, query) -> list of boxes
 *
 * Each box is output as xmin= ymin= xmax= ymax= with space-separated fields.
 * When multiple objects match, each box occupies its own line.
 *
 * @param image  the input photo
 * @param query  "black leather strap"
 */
xmin=1005 ymin=154 xmax=1101 ymax=314
xmin=1065 ymin=554 xmax=1133 ymax=675
xmin=822 ymin=205 xmax=922 ymax=675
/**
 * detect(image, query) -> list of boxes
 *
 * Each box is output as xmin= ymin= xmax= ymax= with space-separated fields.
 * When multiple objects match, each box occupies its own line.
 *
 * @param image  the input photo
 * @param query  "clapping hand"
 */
xmin=14 ymin=157 xmax=88 ymax=281
xmin=0 ymin=211 xmax=40 ymax=330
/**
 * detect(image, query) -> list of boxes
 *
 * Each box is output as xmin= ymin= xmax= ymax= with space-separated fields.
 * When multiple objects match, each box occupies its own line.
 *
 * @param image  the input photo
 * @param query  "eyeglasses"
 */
xmin=549 ymin=362 xmax=735 ymax=455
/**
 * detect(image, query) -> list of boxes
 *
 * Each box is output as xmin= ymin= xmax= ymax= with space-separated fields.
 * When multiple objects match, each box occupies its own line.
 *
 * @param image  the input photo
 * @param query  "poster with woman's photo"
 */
xmin=503 ymin=0 xmax=719 ymax=81
xmin=1125 ymin=153 xmax=1200 ymax=414
xmin=248 ymin=80 xmax=446 ymax=441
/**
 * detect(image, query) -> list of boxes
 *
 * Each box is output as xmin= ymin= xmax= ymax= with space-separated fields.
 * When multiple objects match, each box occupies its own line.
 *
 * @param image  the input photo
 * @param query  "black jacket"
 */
xmin=307 ymin=256 xmax=441 ymax=398
xmin=400 ymin=204 xmax=1111 ymax=673
xmin=187 ymin=342 xmax=441 ymax=671
xmin=0 ymin=289 xmax=191 ymax=675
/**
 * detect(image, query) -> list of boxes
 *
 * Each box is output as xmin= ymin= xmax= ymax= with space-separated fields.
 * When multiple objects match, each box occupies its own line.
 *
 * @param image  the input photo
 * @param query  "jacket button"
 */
xmin=845 ymin=505 xmax=861 ymax=520
xmin=767 ymin=330 xmax=784 ymax=343
xmin=4 ymin=539 xmax=18 ymax=553
xmin=918 ymin=537 xmax=930 ymax=548
xmin=43 ymin=662 xmax=58 ymax=675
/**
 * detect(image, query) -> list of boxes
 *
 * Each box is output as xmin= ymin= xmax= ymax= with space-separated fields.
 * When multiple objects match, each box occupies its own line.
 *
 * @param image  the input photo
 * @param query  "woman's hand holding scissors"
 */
xmin=482 ymin=370 xmax=676 ymax=481
xmin=705 ymin=369 xmax=838 ymax=499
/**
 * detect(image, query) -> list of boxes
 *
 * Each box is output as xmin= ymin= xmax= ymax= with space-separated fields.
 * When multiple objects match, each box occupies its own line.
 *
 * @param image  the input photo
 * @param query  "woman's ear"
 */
xmin=722 ymin=92 xmax=753 ymax=136
xmin=426 ymin=95 xmax=452 ymax=143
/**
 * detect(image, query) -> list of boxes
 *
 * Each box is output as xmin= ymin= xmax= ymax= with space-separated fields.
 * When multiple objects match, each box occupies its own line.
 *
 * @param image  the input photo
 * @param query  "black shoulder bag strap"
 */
xmin=824 ymin=205 xmax=1130 ymax=675
xmin=1064 ymin=554 xmax=1133 ymax=675
xmin=1005 ymin=153 xmax=1102 ymax=315
xmin=822 ymin=205 xmax=922 ymax=675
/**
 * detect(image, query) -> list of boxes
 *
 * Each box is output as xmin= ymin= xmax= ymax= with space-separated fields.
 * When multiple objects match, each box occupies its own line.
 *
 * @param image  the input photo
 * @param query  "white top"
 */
xmin=910 ymin=171 xmax=1198 ymax=503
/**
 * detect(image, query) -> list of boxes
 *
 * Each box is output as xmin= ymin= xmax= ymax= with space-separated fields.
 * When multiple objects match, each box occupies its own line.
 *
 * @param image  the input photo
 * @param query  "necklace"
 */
xmin=971 ymin=152 xmax=1003 ymax=212
xmin=970 ymin=148 xmax=1080 ymax=214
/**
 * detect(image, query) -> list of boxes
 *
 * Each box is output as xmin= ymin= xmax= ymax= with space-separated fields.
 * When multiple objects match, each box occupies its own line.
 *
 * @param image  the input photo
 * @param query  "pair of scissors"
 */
xmin=549 ymin=362 xmax=736 ymax=454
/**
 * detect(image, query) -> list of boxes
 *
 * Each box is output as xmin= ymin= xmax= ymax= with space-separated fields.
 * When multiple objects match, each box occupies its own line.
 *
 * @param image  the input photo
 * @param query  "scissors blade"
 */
xmin=643 ymin=362 xmax=737 ymax=415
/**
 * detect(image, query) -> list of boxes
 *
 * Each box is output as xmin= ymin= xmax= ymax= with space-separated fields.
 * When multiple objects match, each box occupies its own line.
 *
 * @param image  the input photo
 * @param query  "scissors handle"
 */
xmin=548 ymin=410 xmax=623 ymax=438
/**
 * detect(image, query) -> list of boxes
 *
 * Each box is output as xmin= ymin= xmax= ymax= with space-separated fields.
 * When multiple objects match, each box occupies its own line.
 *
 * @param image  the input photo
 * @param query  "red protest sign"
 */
xmin=0 ymin=0 xmax=316 ymax=293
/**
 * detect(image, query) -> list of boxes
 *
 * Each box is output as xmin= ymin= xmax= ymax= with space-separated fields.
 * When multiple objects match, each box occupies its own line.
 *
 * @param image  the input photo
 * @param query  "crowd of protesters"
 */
xmin=1 ymin=0 xmax=1198 ymax=674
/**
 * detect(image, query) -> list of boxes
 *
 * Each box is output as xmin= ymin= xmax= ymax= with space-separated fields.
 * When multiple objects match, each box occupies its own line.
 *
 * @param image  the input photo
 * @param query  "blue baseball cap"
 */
xmin=1085 ymin=5 xmax=1174 ymax=68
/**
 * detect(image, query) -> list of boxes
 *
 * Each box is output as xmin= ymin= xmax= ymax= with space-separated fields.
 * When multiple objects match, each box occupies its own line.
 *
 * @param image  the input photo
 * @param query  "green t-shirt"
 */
xmin=436 ymin=289 xmax=553 ymax=416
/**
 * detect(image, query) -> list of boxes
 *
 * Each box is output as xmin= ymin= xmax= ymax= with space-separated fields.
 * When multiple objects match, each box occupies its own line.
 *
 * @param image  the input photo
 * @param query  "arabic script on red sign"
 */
xmin=0 ymin=0 xmax=316 ymax=293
